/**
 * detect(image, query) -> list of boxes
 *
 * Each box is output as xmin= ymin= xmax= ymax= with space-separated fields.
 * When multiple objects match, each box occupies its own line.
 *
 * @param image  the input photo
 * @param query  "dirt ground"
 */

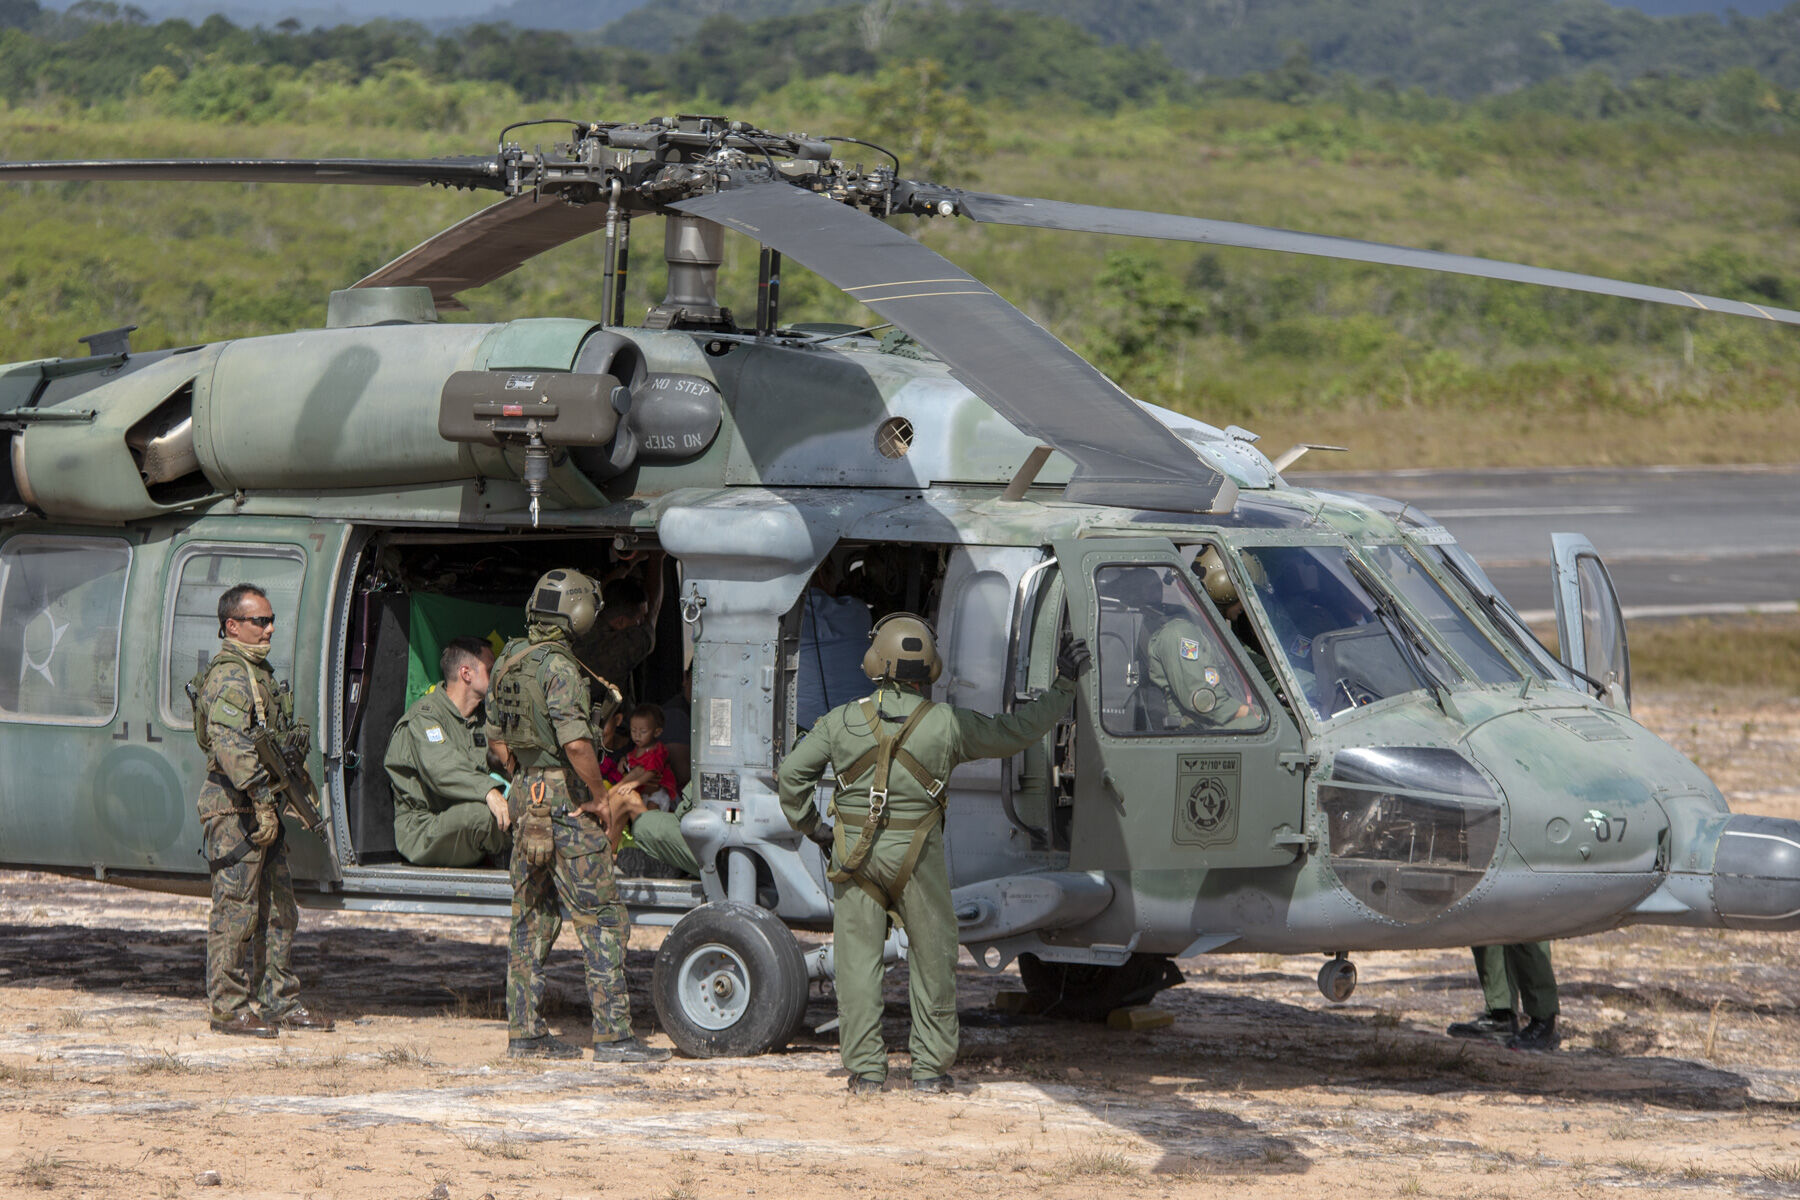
xmin=3 ymin=687 xmax=1799 ymax=1200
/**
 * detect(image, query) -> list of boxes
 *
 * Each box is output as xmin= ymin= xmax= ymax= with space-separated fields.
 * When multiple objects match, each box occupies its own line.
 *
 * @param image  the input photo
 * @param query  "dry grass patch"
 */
xmin=375 ymin=1043 xmax=437 ymax=1068
xmin=14 ymin=1152 xmax=75 ymax=1190
xmin=1056 ymin=1151 xmax=1141 ymax=1179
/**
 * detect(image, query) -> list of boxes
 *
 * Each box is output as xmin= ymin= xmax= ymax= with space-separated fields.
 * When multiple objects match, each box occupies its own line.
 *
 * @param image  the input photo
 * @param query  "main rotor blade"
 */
xmin=0 ymin=157 xmax=504 ymax=190
xmin=356 ymin=194 xmax=611 ymax=309
xmin=674 ymin=183 xmax=1233 ymax=514
xmin=957 ymin=191 xmax=1800 ymax=327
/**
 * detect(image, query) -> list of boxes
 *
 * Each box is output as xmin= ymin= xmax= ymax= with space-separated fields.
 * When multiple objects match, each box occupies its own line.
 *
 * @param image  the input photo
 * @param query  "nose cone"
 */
xmin=1714 ymin=815 xmax=1800 ymax=929
xmin=1464 ymin=706 xmax=1695 ymax=873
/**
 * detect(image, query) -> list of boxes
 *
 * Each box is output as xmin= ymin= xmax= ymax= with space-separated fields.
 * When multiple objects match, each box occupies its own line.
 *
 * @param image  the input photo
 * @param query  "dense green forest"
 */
xmin=603 ymin=0 xmax=1800 ymax=99
xmin=0 ymin=1 xmax=1796 ymax=466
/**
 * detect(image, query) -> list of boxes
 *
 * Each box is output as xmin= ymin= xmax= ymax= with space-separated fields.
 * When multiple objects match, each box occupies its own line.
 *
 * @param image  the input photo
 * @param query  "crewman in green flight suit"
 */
xmin=778 ymin=613 xmax=1090 ymax=1094
xmin=384 ymin=635 xmax=511 ymax=867
xmin=1447 ymin=941 xmax=1561 ymax=1051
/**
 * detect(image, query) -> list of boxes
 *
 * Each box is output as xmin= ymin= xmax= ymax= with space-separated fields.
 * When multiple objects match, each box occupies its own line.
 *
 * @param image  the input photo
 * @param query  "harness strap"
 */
xmin=826 ymin=699 xmax=940 ymax=901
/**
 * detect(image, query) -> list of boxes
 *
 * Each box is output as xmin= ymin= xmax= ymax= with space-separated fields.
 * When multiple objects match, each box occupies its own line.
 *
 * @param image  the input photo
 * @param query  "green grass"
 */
xmin=1628 ymin=615 xmax=1800 ymax=692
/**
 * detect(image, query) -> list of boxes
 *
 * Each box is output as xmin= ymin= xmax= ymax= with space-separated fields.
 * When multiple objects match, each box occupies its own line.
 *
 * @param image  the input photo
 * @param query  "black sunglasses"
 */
xmin=233 ymin=614 xmax=276 ymax=628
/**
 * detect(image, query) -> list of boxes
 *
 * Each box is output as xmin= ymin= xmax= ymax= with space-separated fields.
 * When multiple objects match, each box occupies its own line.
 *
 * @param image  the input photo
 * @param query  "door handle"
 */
xmin=1101 ymin=769 xmax=1126 ymax=811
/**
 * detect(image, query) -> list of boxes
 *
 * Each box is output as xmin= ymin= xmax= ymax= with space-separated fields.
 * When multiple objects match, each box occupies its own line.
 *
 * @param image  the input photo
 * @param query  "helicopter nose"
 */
xmin=1711 ymin=815 xmax=1800 ymax=930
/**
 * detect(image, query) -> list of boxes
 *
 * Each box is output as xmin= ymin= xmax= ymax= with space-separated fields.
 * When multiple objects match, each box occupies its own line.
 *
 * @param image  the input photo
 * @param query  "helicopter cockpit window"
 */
xmin=163 ymin=545 xmax=306 ymax=729
xmin=1363 ymin=545 xmax=1522 ymax=685
xmin=0 ymin=535 xmax=131 ymax=724
xmin=1421 ymin=543 xmax=1577 ymax=688
xmin=1093 ymin=564 xmax=1264 ymax=737
xmin=1238 ymin=545 xmax=1441 ymax=722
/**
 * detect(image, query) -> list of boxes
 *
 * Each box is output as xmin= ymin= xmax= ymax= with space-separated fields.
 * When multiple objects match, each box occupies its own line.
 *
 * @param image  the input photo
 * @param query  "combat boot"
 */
xmin=274 ymin=1005 xmax=335 ymax=1032
xmin=210 ymin=1010 xmax=278 ymax=1039
xmin=1507 ymin=1016 xmax=1561 ymax=1052
xmin=846 ymin=1075 xmax=884 ymax=1095
xmin=507 ymin=1034 xmax=583 ymax=1060
xmin=911 ymin=1075 xmax=956 ymax=1094
xmin=592 ymin=1037 xmax=672 ymax=1064
xmin=1446 ymin=1010 xmax=1517 ymax=1040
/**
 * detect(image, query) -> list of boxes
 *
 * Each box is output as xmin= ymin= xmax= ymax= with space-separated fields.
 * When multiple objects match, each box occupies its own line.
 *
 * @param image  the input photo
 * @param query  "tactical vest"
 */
xmin=189 ymin=647 xmax=294 ymax=756
xmin=491 ymin=637 xmax=579 ymax=769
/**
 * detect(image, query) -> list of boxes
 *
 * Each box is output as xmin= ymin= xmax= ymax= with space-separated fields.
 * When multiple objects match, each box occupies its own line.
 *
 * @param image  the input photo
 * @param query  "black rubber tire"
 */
xmin=652 ymin=902 xmax=809 ymax=1058
xmin=1017 ymin=952 xmax=1183 ymax=1022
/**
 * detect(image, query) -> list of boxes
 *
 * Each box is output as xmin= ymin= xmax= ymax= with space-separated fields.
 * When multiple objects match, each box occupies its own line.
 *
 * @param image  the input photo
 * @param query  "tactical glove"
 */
xmin=521 ymin=803 xmax=555 ymax=870
xmin=1057 ymin=636 xmax=1092 ymax=680
xmin=249 ymin=802 xmax=281 ymax=848
xmin=807 ymin=821 xmax=835 ymax=851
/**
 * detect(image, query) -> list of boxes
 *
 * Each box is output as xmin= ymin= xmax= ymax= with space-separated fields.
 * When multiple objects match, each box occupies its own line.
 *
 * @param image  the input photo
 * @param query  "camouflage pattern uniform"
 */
xmin=487 ymin=625 xmax=632 ymax=1045
xmin=194 ymin=642 xmax=306 ymax=1024
xmin=778 ymin=676 xmax=1075 ymax=1084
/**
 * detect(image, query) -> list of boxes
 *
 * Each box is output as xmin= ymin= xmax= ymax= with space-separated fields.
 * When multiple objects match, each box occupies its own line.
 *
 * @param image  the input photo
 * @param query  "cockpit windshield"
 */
xmin=1362 ymin=545 xmax=1523 ymax=685
xmin=1239 ymin=545 xmax=1442 ymax=722
xmin=1419 ymin=543 xmax=1580 ymax=688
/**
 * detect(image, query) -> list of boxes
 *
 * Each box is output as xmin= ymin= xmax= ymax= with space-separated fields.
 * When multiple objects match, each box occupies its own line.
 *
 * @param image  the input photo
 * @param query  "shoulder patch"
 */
xmin=424 ymin=725 xmax=445 ymax=744
xmin=1179 ymin=637 xmax=1201 ymax=661
xmin=1203 ymin=666 xmax=1222 ymax=687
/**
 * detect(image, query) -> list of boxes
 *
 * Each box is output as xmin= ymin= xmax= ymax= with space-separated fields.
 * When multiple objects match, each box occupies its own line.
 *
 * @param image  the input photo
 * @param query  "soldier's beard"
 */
xmin=226 ymin=638 xmax=271 ymax=663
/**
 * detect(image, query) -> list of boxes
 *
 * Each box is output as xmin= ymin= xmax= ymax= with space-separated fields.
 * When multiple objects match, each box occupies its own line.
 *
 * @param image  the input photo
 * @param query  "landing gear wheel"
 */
xmin=1317 ymin=955 xmax=1357 ymax=1003
xmin=1017 ymin=952 xmax=1183 ymax=1022
xmin=652 ymin=902 xmax=808 ymax=1057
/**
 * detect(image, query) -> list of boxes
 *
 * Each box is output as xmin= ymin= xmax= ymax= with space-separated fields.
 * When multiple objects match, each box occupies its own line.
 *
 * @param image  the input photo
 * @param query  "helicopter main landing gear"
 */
xmin=1317 ymin=953 xmax=1357 ymax=1003
xmin=651 ymin=901 xmax=810 ymax=1057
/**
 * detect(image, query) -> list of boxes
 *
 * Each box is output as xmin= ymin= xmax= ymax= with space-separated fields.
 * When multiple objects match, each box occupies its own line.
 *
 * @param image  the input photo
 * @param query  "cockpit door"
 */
xmin=1550 ymin=533 xmax=1630 ymax=713
xmin=1053 ymin=535 xmax=1307 ymax=871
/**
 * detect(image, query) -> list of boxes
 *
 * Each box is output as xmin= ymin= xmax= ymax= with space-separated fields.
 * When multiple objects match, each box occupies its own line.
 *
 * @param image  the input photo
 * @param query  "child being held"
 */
xmin=623 ymin=703 xmax=679 ymax=811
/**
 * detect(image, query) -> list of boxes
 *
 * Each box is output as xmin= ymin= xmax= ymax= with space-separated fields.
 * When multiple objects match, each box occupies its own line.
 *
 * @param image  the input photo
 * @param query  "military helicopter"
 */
xmin=2 ymin=113 xmax=1798 ymax=1058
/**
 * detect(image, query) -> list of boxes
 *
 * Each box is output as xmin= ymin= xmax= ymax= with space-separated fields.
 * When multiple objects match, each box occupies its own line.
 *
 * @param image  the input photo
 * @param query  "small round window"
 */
xmin=875 ymin=417 xmax=913 ymax=459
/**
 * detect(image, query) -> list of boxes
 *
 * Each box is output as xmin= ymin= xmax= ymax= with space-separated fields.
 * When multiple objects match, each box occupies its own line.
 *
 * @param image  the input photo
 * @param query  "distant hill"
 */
xmin=590 ymin=0 xmax=1800 ymax=97
xmin=27 ymin=0 xmax=1800 ymax=33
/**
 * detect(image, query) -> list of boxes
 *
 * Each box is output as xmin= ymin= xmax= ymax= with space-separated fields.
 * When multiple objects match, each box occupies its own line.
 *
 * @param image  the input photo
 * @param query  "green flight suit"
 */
xmin=778 ymin=676 xmax=1076 ymax=1083
xmin=1474 ymin=941 xmax=1559 ymax=1020
xmin=629 ymin=788 xmax=700 ymax=877
xmin=193 ymin=641 xmax=307 ymax=1024
xmin=384 ymin=686 xmax=508 ymax=867
xmin=1145 ymin=616 xmax=1260 ymax=730
xmin=487 ymin=625 xmax=634 ymax=1045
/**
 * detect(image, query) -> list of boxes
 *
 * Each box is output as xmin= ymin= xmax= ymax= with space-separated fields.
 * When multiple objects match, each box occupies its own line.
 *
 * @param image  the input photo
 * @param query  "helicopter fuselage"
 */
xmin=0 ymin=307 xmax=1790 ymax=1013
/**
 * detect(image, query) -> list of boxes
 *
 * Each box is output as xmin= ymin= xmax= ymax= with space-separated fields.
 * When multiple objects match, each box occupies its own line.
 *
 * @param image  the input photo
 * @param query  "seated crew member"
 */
xmin=1194 ymin=546 xmax=1284 ymax=699
xmin=1122 ymin=568 xmax=1262 ymax=732
xmin=385 ymin=636 xmax=511 ymax=867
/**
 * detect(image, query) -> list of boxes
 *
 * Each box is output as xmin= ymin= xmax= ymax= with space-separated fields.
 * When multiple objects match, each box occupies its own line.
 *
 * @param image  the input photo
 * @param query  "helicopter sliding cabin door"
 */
xmin=1550 ymin=533 xmax=1630 ymax=714
xmin=1053 ymin=536 xmax=1306 ymax=872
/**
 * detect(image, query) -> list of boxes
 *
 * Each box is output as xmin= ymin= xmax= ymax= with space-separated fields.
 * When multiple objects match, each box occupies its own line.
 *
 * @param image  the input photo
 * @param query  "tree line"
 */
xmin=2 ymin=0 xmax=1798 ymax=132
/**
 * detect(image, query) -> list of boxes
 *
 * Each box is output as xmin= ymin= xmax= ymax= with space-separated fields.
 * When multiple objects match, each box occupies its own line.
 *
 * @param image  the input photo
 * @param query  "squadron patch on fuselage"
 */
xmin=1174 ymin=753 xmax=1240 ymax=849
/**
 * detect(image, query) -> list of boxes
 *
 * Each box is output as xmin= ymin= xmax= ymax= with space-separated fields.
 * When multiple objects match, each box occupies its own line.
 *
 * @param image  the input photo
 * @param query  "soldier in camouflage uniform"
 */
xmin=194 ymin=584 xmax=334 ymax=1038
xmin=485 ymin=569 xmax=668 ymax=1064
xmin=778 ymin=614 xmax=1089 ymax=1094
